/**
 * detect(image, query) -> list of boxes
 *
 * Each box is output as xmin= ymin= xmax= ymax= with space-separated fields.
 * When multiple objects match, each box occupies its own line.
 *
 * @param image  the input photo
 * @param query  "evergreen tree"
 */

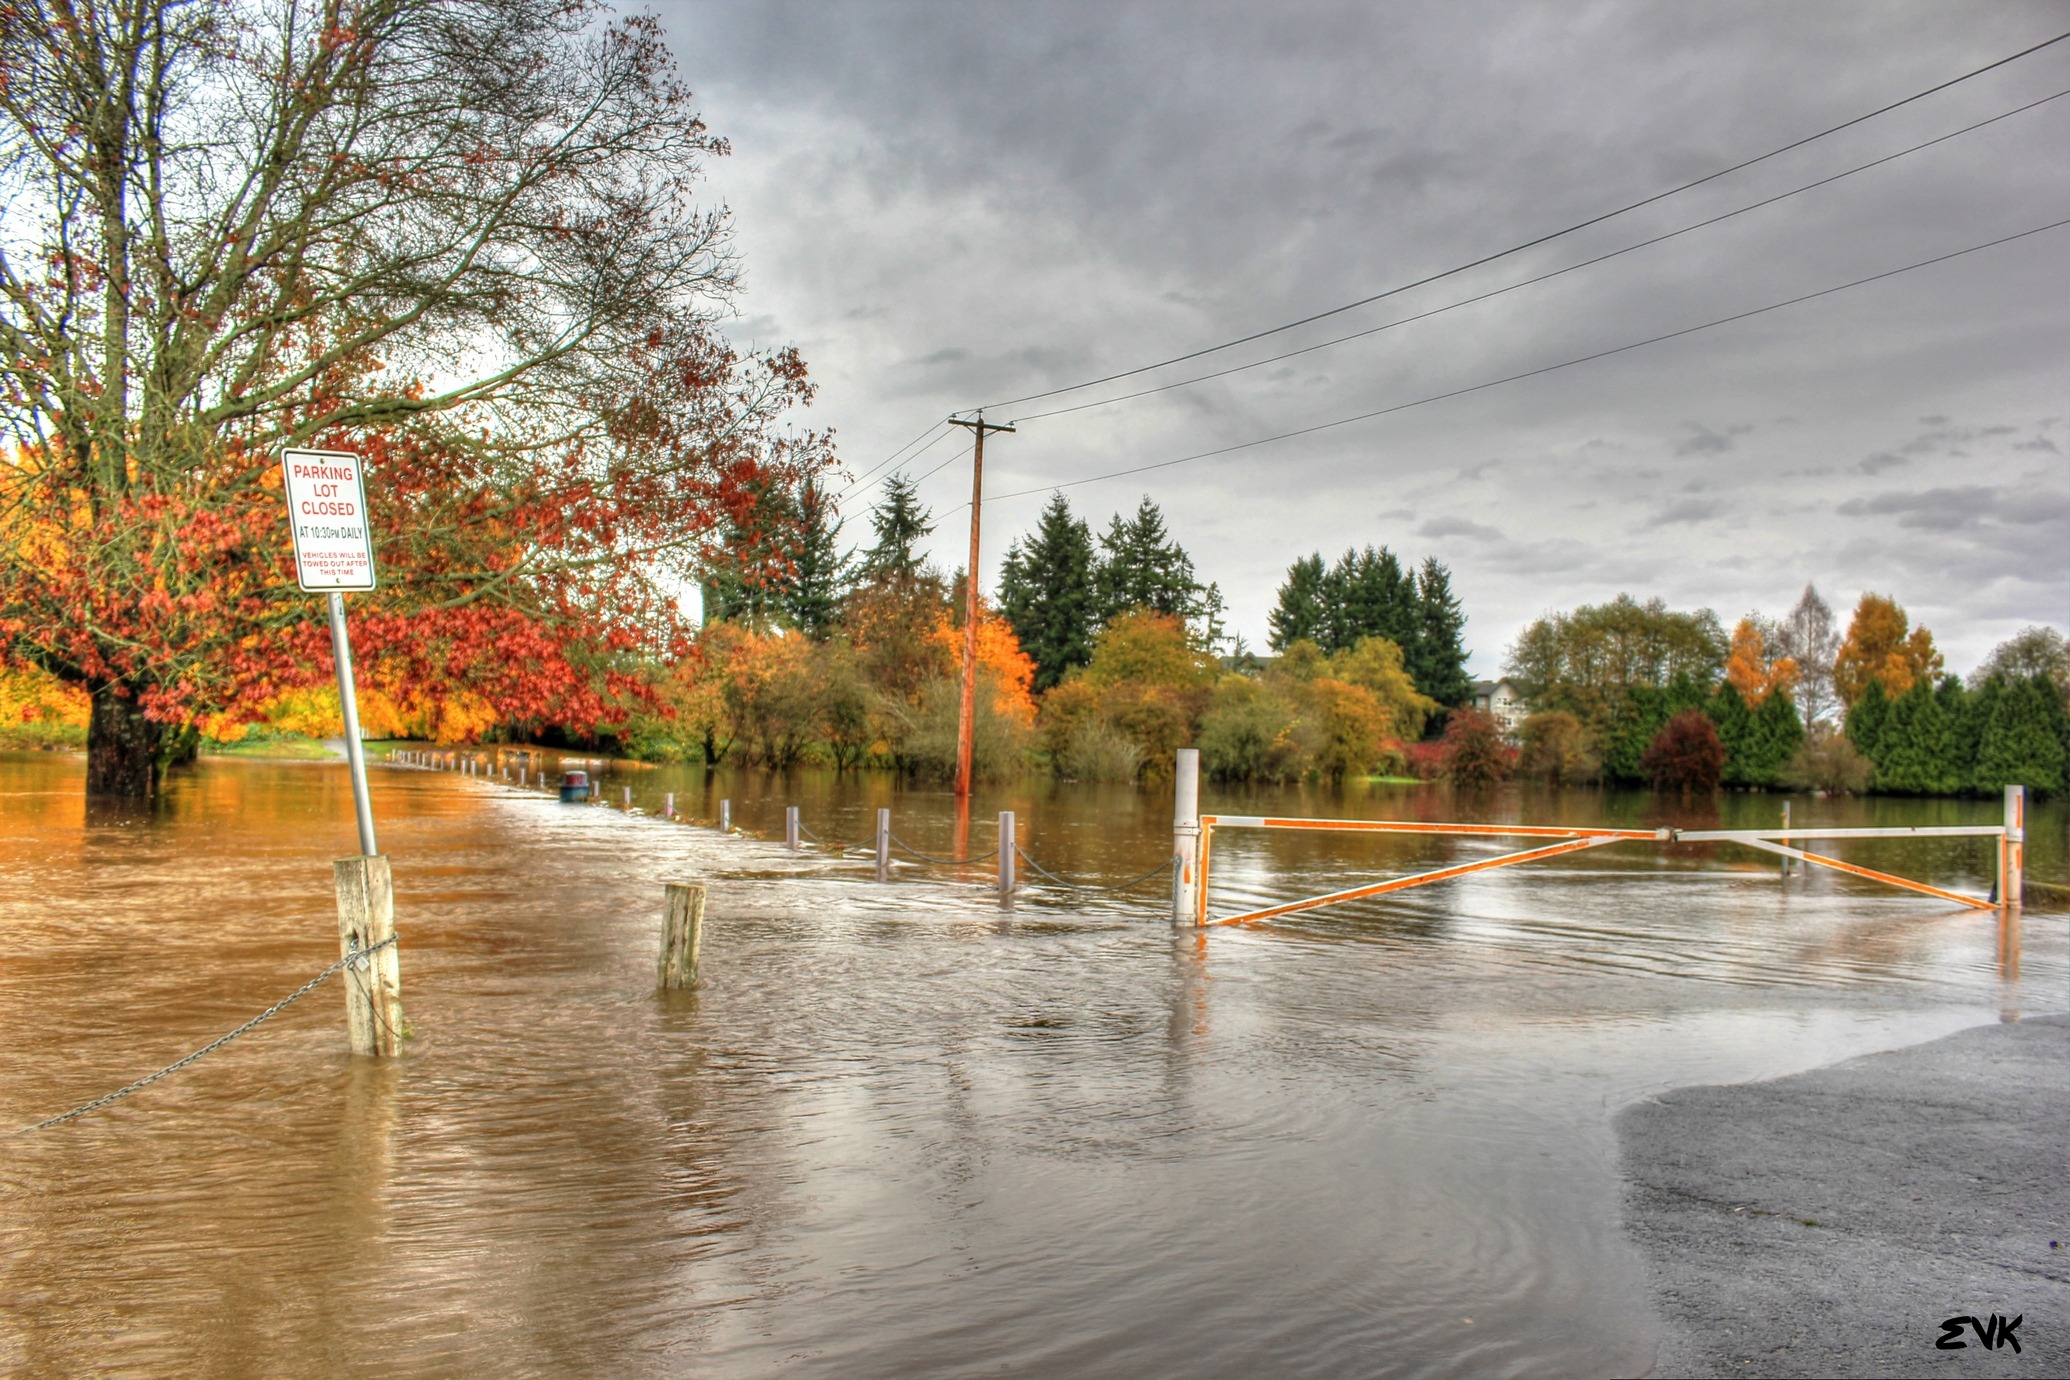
xmin=1268 ymin=554 xmax=1327 ymax=651
xmin=701 ymin=474 xmax=796 ymax=628
xmin=998 ymin=493 xmax=1098 ymax=691
xmin=1604 ymin=673 xmax=1709 ymax=783
xmin=780 ymin=478 xmax=846 ymax=640
xmin=1875 ymin=678 xmax=1960 ymax=794
xmin=1975 ymin=673 xmax=2069 ymax=795
xmin=1744 ymin=689 xmax=1806 ymax=786
xmin=1844 ymin=678 xmax=1890 ymax=771
xmin=1409 ymin=557 xmax=1473 ymax=707
xmin=856 ymin=474 xmax=935 ymax=586
xmin=1095 ymin=497 xmax=1201 ymax=621
xmin=1708 ymin=681 xmax=1754 ymax=784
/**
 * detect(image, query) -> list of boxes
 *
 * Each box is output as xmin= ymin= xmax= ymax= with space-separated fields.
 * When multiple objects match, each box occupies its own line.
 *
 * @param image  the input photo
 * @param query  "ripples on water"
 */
xmin=0 ymin=752 xmax=2062 ymax=1376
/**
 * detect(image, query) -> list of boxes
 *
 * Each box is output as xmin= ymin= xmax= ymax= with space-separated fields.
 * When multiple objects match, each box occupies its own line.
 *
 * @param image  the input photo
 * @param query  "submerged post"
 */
xmin=998 ymin=811 xmax=1016 ymax=896
xmin=623 ymin=785 xmax=632 ymax=810
xmin=2002 ymin=785 xmax=2025 ymax=909
xmin=1780 ymin=800 xmax=1792 ymax=880
xmin=876 ymin=807 xmax=891 ymax=877
xmin=659 ymin=882 xmax=706 ymax=989
xmin=720 ymin=799 xmax=732 ymax=833
xmin=334 ymin=856 xmax=403 ymax=1056
xmin=1172 ymin=748 xmax=1201 ymax=928
xmin=664 ymin=791 xmax=674 ymax=820
xmin=786 ymin=805 xmax=801 ymax=851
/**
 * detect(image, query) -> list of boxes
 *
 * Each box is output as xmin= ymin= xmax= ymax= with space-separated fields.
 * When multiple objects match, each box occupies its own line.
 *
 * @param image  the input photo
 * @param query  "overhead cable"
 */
xmin=1006 ymin=87 xmax=2070 ymax=425
xmin=961 ymin=216 xmax=2070 ymax=508
xmin=978 ymin=28 xmax=2070 ymax=412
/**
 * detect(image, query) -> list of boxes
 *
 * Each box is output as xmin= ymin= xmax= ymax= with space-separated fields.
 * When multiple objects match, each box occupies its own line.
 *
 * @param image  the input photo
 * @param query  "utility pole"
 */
xmin=945 ymin=413 xmax=1016 ymax=798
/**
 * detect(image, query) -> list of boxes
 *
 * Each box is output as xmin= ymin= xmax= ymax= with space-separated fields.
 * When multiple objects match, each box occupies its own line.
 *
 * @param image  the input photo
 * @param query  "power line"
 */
xmin=968 ymin=216 xmax=2070 ymax=508
xmin=843 ymin=420 xmax=949 ymax=493
xmin=979 ymin=28 xmax=2070 ymax=413
xmin=1005 ymin=87 xmax=2070 ymax=425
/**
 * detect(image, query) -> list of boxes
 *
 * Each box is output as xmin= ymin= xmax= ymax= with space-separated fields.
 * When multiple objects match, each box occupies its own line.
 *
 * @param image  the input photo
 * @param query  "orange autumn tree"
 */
xmin=0 ymin=1 xmax=826 ymax=795
xmin=1833 ymin=594 xmax=1943 ymax=707
xmin=1724 ymin=618 xmax=1800 ymax=707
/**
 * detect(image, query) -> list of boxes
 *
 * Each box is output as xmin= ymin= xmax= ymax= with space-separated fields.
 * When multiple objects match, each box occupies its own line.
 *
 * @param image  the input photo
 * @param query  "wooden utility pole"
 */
xmin=945 ymin=414 xmax=1015 ymax=798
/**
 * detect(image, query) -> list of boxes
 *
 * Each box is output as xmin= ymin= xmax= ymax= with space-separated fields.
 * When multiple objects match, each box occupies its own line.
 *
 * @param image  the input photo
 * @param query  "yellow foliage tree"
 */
xmin=1724 ymin=618 xmax=1800 ymax=707
xmin=1833 ymin=594 xmax=1942 ymax=707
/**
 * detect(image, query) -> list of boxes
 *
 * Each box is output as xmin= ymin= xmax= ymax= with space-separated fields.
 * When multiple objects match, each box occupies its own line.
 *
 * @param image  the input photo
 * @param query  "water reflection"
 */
xmin=0 ymin=750 xmax=2062 ymax=1377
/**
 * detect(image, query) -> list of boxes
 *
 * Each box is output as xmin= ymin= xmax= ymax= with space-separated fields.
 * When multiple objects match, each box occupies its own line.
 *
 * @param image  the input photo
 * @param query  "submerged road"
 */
xmin=1618 ymin=1013 xmax=2069 ymax=1377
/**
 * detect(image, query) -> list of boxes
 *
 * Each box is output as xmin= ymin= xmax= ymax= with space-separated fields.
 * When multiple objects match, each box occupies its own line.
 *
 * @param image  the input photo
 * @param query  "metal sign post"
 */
xmin=281 ymin=447 xmax=379 ymax=855
xmin=281 ymin=446 xmax=401 ymax=1055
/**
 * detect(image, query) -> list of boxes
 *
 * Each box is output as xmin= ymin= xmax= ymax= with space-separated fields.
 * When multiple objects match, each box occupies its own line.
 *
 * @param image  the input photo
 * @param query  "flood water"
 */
xmin=2 ymin=749 xmax=2063 ymax=1376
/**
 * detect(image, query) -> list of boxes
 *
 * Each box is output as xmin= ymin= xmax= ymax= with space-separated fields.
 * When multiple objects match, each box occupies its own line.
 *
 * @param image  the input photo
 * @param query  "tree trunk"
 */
xmin=86 ymin=688 xmax=164 ymax=798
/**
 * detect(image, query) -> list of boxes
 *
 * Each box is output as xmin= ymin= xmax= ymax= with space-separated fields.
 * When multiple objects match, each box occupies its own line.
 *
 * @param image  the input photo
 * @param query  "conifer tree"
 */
xmin=702 ymin=474 xmax=797 ymax=628
xmin=1876 ymin=678 xmax=1960 ymax=794
xmin=1708 ymin=681 xmax=1755 ymax=784
xmin=1975 ymin=673 xmax=2069 ymax=795
xmin=1410 ymin=558 xmax=1473 ymax=707
xmin=1845 ymin=678 xmax=1891 ymax=770
xmin=998 ymin=493 xmax=1099 ymax=691
xmin=1269 ymin=554 xmax=1328 ymax=651
xmin=856 ymin=474 xmax=936 ymax=586
xmin=1095 ymin=497 xmax=1202 ymax=621
xmin=1746 ymin=688 xmax=1806 ymax=785
xmin=781 ymin=479 xmax=847 ymax=640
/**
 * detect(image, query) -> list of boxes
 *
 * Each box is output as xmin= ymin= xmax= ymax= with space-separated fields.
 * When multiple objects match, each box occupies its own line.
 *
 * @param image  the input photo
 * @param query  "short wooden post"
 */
xmin=786 ymin=805 xmax=801 ymax=850
xmin=2002 ymin=785 xmax=2025 ymax=909
xmin=998 ymin=811 xmax=1016 ymax=895
xmin=334 ymin=856 xmax=403 ymax=1057
xmin=1172 ymin=748 xmax=1201 ymax=927
xmin=876 ymin=807 xmax=891 ymax=877
xmin=720 ymin=798 xmax=732 ymax=833
xmin=659 ymin=882 xmax=706 ymax=989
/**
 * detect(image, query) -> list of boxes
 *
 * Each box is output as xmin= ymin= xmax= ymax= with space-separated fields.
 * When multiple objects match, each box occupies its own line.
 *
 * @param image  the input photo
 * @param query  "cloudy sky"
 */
xmin=655 ymin=0 xmax=2069 ymax=676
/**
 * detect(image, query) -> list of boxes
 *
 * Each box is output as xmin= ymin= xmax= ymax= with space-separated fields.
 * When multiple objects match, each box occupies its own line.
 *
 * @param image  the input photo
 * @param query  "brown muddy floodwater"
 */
xmin=1 ymin=749 xmax=2063 ymax=1377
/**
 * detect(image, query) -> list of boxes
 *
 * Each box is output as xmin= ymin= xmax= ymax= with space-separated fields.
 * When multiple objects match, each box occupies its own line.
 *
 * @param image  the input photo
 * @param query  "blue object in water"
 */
xmin=559 ymin=770 xmax=591 ymax=804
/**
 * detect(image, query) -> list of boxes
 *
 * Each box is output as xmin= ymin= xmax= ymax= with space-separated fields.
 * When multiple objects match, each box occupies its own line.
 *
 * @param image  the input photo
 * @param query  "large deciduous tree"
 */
xmin=0 ymin=0 xmax=825 ymax=796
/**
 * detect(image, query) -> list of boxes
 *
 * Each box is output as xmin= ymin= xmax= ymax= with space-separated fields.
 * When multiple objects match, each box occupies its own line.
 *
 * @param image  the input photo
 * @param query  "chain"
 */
xmin=889 ymin=834 xmax=1000 ymax=866
xmin=1014 ymin=846 xmax=1176 ymax=894
xmin=13 ymin=935 xmax=399 ymax=1136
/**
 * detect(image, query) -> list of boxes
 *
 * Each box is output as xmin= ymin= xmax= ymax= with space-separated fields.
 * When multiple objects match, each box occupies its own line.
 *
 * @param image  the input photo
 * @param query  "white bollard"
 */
xmin=786 ymin=805 xmax=800 ymax=850
xmin=876 ymin=807 xmax=891 ymax=877
xmin=720 ymin=799 xmax=731 ymax=833
xmin=1172 ymin=748 xmax=1201 ymax=928
xmin=664 ymin=791 xmax=674 ymax=820
xmin=624 ymin=785 xmax=632 ymax=809
xmin=998 ymin=811 xmax=1015 ymax=897
xmin=2003 ymin=785 xmax=2025 ymax=908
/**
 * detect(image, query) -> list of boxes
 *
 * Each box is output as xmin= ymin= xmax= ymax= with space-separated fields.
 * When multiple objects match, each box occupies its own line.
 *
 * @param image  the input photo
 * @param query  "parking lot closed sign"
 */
xmin=281 ymin=447 xmax=376 ymax=591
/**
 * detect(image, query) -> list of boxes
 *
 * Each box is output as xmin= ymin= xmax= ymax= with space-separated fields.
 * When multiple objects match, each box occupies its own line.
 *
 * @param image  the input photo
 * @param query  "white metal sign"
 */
xmin=281 ymin=447 xmax=376 ymax=591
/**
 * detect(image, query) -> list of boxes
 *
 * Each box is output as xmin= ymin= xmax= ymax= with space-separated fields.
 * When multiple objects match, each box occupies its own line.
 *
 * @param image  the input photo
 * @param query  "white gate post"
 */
xmin=2002 ymin=785 xmax=2025 ymax=909
xmin=998 ymin=811 xmax=1016 ymax=897
xmin=1172 ymin=748 xmax=1201 ymax=928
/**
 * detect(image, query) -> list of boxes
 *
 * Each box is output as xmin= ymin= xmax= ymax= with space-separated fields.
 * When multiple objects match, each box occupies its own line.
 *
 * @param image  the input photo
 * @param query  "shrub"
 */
xmin=1403 ymin=740 xmax=1447 ymax=781
xmin=1441 ymin=709 xmax=1513 ymax=789
xmin=1518 ymin=710 xmax=1598 ymax=785
xmin=1198 ymin=676 xmax=1306 ymax=783
xmin=1640 ymin=709 xmax=1725 ymax=794
xmin=1054 ymin=718 xmax=1144 ymax=783
xmin=1779 ymin=726 xmax=1873 ymax=794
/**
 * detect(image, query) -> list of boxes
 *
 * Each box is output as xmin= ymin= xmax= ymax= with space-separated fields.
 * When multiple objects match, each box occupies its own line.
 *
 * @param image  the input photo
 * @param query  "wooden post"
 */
xmin=334 ymin=855 xmax=403 ymax=1056
xmin=2002 ymin=785 xmax=2025 ymax=909
xmin=720 ymin=798 xmax=731 ymax=833
xmin=876 ymin=807 xmax=891 ymax=878
xmin=1172 ymin=748 xmax=1201 ymax=928
xmin=998 ymin=811 xmax=1015 ymax=896
xmin=659 ymin=882 xmax=706 ymax=989
xmin=786 ymin=806 xmax=800 ymax=850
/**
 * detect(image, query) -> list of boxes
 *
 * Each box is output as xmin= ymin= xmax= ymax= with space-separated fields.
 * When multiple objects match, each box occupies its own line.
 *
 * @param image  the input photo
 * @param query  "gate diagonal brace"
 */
xmin=1723 ymin=836 xmax=1996 ymax=912
xmin=1211 ymin=834 xmax=1625 ymax=927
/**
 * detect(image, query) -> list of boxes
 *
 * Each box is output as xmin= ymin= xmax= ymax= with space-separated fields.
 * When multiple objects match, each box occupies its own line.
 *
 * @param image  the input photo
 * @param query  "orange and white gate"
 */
xmin=1166 ymin=750 xmax=2027 ymax=929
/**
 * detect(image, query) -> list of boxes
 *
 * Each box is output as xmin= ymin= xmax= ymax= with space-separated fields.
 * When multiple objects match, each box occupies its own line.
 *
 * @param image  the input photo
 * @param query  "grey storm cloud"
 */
xmin=662 ymin=0 xmax=2070 ymax=674
xmin=1836 ymin=484 xmax=2070 ymax=531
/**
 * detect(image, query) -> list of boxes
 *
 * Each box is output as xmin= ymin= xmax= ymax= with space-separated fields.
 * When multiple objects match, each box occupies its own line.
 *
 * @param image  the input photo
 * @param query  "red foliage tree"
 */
xmin=1440 ymin=708 xmax=1514 ymax=789
xmin=1639 ymin=710 xmax=1726 ymax=794
xmin=0 ymin=2 xmax=828 ymax=794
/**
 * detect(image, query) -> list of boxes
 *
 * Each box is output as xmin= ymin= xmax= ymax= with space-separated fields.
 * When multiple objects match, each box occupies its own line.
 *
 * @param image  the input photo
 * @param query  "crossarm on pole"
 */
xmin=1210 ymin=835 xmax=1624 ymax=927
xmin=1734 ymin=838 xmax=1994 ymax=911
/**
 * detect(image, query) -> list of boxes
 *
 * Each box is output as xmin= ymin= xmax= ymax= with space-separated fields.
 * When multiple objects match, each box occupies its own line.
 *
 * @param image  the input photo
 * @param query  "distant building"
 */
xmin=1470 ymin=678 xmax=1530 ymax=738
